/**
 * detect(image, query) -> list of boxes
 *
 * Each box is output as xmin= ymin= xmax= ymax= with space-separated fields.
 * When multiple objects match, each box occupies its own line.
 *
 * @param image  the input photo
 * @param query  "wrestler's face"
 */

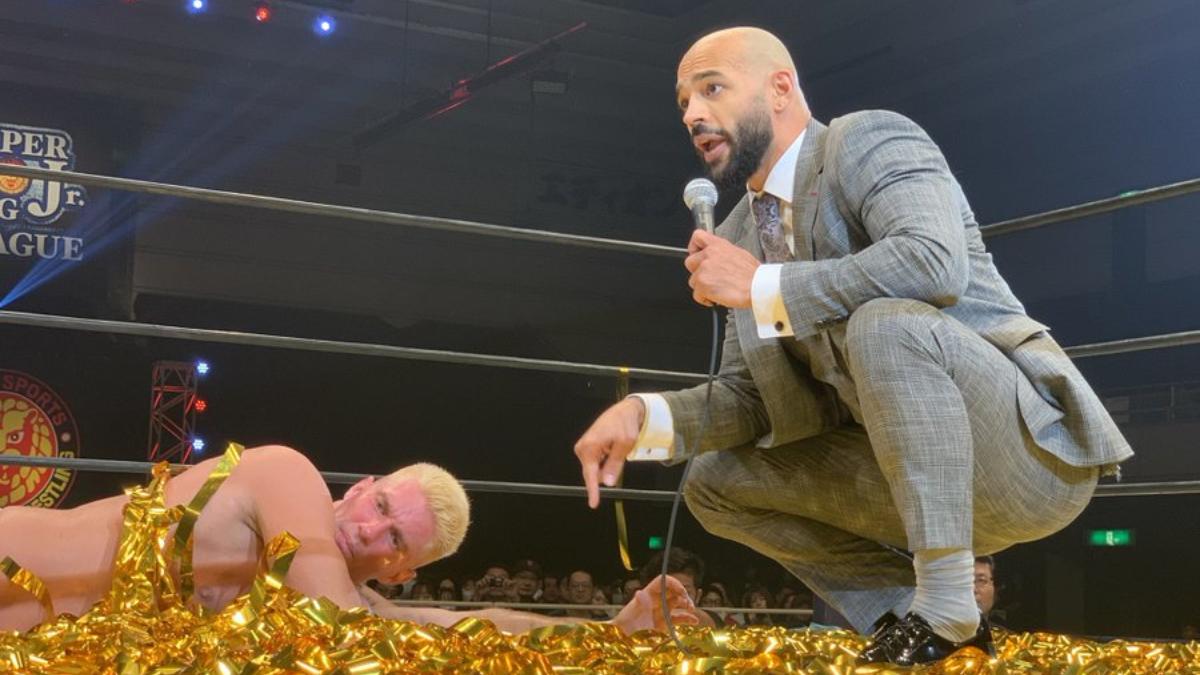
xmin=676 ymin=42 xmax=775 ymax=190
xmin=333 ymin=476 xmax=436 ymax=584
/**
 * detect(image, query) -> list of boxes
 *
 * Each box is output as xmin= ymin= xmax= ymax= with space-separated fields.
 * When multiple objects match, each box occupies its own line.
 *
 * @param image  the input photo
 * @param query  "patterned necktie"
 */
xmin=752 ymin=193 xmax=792 ymax=263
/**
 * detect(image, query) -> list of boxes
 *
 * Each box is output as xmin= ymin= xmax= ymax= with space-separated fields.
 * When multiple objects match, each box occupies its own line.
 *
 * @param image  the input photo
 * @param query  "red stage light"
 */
xmin=254 ymin=2 xmax=272 ymax=23
xmin=194 ymin=399 xmax=208 ymax=413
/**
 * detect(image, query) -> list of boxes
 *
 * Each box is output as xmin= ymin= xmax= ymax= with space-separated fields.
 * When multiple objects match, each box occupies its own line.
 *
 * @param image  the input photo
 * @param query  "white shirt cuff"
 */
xmin=627 ymin=393 xmax=674 ymax=459
xmin=751 ymin=264 xmax=793 ymax=338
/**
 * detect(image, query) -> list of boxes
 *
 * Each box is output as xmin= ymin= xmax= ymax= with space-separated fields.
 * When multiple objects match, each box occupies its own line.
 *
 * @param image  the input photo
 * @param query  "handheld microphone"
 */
xmin=625 ymin=179 xmax=722 ymax=465
xmin=683 ymin=178 xmax=718 ymax=233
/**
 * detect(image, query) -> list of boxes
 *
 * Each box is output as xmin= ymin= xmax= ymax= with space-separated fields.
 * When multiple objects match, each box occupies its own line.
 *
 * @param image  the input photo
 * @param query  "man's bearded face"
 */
xmin=692 ymin=96 xmax=774 ymax=191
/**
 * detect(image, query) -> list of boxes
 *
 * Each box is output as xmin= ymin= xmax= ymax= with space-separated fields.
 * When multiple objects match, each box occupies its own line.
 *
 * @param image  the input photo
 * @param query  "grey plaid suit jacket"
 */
xmin=661 ymin=110 xmax=1132 ymax=472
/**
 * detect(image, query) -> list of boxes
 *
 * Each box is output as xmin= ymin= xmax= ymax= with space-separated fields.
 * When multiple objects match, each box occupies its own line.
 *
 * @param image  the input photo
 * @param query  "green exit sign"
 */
xmin=1088 ymin=529 xmax=1135 ymax=547
xmin=648 ymin=536 xmax=664 ymax=550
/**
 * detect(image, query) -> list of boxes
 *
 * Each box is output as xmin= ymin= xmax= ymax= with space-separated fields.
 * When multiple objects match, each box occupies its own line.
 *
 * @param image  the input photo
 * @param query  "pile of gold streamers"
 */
xmin=3 ymin=458 xmax=1199 ymax=673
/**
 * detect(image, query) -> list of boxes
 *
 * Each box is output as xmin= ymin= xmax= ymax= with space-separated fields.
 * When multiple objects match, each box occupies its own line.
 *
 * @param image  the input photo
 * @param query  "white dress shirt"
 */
xmin=628 ymin=130 xmax=807 ymax=459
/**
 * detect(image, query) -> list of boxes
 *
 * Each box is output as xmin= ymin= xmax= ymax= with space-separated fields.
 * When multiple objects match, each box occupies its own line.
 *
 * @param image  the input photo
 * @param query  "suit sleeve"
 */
xmin=779 ymin=110 xmax=971 ymax=338
xmin=657 ymin=307 xmax=770 ymax=461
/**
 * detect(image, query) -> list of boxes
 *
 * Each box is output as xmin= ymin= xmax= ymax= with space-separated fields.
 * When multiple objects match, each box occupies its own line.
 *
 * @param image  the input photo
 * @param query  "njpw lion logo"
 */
xmin=0 ymin=370 xmax=80 ymax=508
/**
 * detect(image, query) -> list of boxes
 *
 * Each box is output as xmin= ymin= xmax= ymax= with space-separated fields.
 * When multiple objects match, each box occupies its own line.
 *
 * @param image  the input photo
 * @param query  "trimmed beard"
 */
xmin=706 ymin=98 xmax=774 ymax=191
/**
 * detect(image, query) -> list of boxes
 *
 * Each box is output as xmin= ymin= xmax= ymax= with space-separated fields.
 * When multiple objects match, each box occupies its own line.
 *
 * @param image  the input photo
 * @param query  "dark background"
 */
xmin=1 ymin=0 xmax=1197 ymax=638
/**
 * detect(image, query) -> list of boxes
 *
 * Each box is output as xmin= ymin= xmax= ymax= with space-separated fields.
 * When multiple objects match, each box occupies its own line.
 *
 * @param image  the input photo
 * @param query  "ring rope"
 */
xmin=1 ymin=311 xmax=1197 ymax=389
xmin=0 ymin=454 xmax=1197 ymax=499
xmin=0 ymin=310 xmax=706 ymax=384
xmin=383 ymin=598 xmax=814 ymax=617
xmin=3 ymin=165 xmax=1199 ymax=256
xmin=0 ymin=164 xmax=686 ymax=259
xmin=979 ymin=176 xmax=1200 ymax=237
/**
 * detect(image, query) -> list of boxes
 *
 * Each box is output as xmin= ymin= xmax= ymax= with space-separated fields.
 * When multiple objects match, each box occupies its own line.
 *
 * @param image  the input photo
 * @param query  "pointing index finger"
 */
xmin=581 ymin=450 xmax=603 ymax=509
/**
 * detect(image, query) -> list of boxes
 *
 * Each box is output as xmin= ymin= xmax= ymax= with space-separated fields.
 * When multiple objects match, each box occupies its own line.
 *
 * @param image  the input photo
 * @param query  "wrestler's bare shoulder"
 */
xmin=166 ymin=444 xmax=333 ymax=507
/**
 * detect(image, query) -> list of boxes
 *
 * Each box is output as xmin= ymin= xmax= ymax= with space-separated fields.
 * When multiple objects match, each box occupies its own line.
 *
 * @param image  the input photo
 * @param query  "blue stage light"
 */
xmin=314 ymin=14 xmax=336 ymax=36
xmin=192 ymin=438 xmax=206 ymax=452
xmin=186 ymin=0 xmax=207 ymax=14
xmin=195 ymin=360 xmax=210 ymax=376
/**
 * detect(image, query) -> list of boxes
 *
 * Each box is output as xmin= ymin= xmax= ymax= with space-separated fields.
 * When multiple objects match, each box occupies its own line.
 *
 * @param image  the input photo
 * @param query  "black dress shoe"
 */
xmin=872 ymin=611 xmax=900 ymax=633
xmin=857 ymin=612 xmax=995 ymax=666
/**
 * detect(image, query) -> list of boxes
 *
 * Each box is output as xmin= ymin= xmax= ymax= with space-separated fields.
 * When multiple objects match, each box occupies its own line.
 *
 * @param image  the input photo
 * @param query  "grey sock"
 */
xmin=907 ymin=548 xmax=980 ymax=643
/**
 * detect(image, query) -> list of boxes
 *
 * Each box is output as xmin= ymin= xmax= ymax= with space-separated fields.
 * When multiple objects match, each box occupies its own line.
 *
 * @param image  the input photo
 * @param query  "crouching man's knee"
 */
xmin=682 ymin=452 xmax=740 ymax=525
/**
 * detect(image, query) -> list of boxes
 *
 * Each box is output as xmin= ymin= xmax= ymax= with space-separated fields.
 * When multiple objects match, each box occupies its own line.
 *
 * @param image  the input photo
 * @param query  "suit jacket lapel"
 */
xmin=724 ymin=196 xmax=760 ymax=259
xmin=789 ymin=118 xmax=829 ymax=262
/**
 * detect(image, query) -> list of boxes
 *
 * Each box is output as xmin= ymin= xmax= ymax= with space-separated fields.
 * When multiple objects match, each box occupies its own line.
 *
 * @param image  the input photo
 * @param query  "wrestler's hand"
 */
xmin=574 ymin=398 xmax=644 ymax=509
xmin=685 ymin=230 xmax=759 ymax=309
xmin=610 ymin=575 xmax=703 ymax=635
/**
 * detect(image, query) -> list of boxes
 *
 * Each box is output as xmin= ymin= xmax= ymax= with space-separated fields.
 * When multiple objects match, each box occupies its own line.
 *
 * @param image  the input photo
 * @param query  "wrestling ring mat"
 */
xmin=1 ymin=162 xmax=1199 ymax=673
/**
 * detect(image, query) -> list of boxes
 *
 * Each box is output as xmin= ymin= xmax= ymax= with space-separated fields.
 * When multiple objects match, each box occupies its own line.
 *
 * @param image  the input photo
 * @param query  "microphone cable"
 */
xmin=657 ymin=303 xmax=721 ymax=648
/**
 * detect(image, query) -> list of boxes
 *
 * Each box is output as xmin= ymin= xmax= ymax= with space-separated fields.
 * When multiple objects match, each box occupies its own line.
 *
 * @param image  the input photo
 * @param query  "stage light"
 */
xmin=254 ymin=2 xmax=272 ymax=23
xmin=192 ymin=438 xmax=206 ymax=452
xmin=314 ymin=14 xmax=336 ymax=36
xmin=194 ymin=399 xmax=208 ymax=413
xmin=186 ymin=0 xmax=207 ymax=14
xmin=195 ymin=360 xmax=210 ymax=376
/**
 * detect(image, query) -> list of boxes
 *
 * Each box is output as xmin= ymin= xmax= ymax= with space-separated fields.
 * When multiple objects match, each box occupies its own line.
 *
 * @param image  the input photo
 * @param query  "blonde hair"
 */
xmin=381 ymin=463 xmax=470 ymax=562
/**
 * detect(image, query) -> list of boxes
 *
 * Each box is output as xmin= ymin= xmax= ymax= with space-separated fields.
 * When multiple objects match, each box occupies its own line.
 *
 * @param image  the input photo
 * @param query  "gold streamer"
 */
xmin=0 ymin=556 xmax=53 ymax=621
xmin=614 ymin=366 xmax=635 ymax=573
xmin=173 ymin=443 xmax=243 ymax=603
xmin=101 ymin=460 xmax=180 ymax=617
xmin=3 ymin=456 xmax=1199 ymax=673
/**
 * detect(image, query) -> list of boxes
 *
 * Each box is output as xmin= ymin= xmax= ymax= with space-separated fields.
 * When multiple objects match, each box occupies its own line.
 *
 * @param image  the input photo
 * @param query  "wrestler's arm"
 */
xmin=360 ymin=586 xmax=588 ymax=632
xmin=362 ymin=575 xmax=701 ymax=635
xmin=242 ymin=446 xmax=367 ymax=609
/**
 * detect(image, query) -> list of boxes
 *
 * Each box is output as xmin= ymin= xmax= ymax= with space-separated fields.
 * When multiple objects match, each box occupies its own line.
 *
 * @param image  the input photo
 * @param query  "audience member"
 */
xmin=564 ymin=570 xmax=597 ymax=619
xmin=436 ymin=578 xmax=458 ymax=601
xmin=974 ymin=556 xmax=996 ymax=615
xmin=540 ymin=574 xmax=562 ymax=604
xmin=409 ymin=579 xmax=434 ymax=602
xmin=779 ymin=584 xmax=813 ymax=628
xmin=974 ymin=555 xmax=1008 ymax=627
xmin=639 ymin=548 xmax=716 ymax=627
xmin=591 ymin=587 xmax=615 ymax=620
xmin=743 ymin=587 xmax=774 ymax=626
xmin=511 ymin=559 xmax=542 ymax=604
xmin=460 ymin=577 xmax=476 ymax=602
xmin=638 ymin=548 xmax=705 ymax=604
xmin=477 ymin=565 xmax=515 ymax=603
xmin=620 ymin=577 xmax=642 ymax=606
xmin=699 ymin=583 xmax=741 ymax=627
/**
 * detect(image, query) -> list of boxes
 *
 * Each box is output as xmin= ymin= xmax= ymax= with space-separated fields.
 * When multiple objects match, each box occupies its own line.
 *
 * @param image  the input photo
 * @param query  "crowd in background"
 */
xmin=365 ymin=550 xmax=1012 ymax=630
xmin=361 ymin=550 xmax=1200 ymax=640
xmin=369 ymin=547 xmax=830 ymax=628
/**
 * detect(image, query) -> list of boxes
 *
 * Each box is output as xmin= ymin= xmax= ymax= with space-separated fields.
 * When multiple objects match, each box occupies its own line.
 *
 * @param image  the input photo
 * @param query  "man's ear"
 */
xmin=770 ymin=70 xmax=794 ymax=109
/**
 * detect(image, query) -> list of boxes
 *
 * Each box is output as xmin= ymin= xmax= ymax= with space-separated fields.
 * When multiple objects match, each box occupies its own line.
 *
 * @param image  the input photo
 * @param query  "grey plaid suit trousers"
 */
xmin=655 ymin=111 xmax=1129 ymax=634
